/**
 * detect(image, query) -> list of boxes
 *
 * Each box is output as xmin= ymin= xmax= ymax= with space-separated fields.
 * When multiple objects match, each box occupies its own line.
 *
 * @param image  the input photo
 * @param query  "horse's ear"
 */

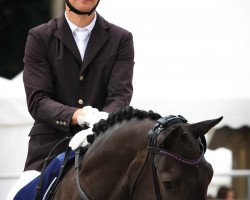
xmin=190 ymin=117 xmax=223 ymax=139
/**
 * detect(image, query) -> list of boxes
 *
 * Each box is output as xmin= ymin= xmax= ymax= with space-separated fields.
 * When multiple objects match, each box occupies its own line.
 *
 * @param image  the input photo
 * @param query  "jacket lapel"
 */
xmin=54 ymin=14 xmax=82 ymax=64
xmin=80 ymin=14 xmax=110 ymax=74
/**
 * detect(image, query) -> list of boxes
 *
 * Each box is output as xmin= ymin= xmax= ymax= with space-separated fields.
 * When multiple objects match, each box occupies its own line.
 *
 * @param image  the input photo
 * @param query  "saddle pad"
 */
xmin=13 ymin=151 xmax=75 ymax=200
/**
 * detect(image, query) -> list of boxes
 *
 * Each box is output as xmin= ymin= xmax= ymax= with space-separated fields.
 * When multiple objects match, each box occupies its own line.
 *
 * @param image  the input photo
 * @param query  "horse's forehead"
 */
xmin=162 ymin=123 xmax=191 ymax=136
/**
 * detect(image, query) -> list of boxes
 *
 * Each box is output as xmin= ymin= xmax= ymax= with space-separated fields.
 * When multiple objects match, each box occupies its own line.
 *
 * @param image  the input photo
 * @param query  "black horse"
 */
xmin=53 ymin=107 xmax=222 ymax=200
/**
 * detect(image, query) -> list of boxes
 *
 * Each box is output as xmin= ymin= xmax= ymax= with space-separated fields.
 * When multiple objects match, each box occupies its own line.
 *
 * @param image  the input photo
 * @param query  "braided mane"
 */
xmin=86 ymin=106 xmax=161 ymax=144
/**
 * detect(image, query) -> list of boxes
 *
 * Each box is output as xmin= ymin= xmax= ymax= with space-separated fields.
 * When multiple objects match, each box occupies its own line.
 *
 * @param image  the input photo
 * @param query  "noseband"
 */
xmin=146 ymin=115 xmax=205 ymax=200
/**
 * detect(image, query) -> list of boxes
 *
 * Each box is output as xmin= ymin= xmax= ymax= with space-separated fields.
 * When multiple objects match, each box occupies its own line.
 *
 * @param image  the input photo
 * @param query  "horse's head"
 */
xmin=144 ymin=116 xmax=223 ymax=200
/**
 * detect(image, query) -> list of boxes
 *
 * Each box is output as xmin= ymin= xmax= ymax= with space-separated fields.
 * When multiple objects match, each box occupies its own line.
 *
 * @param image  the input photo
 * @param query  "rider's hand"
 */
xmin=69 ymin=106 xmax=109 ymax=150
xmin=77 ymin=106 xmax=109 ymax=128
xmin=69 ymin=128 xmax=92 ymax=150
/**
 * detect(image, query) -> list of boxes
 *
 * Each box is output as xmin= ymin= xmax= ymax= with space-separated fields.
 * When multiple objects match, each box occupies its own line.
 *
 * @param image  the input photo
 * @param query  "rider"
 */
xmin=6 ymin=0 xmax=134 ymax=199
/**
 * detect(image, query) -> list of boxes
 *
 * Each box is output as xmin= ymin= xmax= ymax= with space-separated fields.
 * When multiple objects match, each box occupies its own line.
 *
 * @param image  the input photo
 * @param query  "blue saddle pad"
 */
xmin=14 ymin=151 xmax=75 ymax=200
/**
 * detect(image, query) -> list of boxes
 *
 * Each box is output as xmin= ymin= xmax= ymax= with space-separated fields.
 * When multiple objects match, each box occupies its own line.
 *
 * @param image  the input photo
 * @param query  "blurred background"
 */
xmin=0 ymin=0 xmax=249 ymax=199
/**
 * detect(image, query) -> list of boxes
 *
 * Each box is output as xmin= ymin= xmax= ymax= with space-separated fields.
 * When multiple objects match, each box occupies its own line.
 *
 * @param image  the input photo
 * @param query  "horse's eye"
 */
xmin=162 ymin=181 xmax=174 ymax=192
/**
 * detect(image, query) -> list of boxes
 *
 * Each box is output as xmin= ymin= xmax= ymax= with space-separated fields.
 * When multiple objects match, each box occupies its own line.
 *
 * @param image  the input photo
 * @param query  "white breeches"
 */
xmin=5 ymin=170 xmax=40 ymax=200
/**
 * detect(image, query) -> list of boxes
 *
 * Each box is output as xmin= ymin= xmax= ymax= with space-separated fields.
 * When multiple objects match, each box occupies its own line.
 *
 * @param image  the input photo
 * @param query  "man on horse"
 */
xmin=6 ymin=0 xmax=134 ymax=199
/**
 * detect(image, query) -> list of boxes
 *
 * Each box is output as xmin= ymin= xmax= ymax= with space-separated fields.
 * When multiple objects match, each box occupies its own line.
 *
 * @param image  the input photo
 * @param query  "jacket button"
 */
xmin=78 ymin=99 xmax=83 ymax=105
xmin=56 ymin=121 xmax=59 ymax=125
xmin=80 ymin=76 xmax=84 ymax=81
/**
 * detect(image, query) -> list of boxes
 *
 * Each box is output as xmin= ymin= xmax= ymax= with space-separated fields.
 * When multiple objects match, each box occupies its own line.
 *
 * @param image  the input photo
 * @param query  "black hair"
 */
xmin=86 ymin=106 xmax=161 ymax=144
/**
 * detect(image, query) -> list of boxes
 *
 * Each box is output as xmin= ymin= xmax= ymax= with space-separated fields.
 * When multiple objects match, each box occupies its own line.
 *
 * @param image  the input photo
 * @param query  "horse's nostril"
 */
xmin=162 ymin=181 xmax=174 ymax=192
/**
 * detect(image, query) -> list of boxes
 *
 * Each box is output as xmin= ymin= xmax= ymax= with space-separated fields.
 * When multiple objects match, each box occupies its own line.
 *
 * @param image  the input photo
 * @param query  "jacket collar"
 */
xmin=54 ymin=13 xmax=110 ymax=69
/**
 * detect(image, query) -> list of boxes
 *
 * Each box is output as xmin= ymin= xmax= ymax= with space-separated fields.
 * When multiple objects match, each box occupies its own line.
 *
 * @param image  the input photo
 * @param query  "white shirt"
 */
xmin=65 ymin=12 xmax=97 ymax=61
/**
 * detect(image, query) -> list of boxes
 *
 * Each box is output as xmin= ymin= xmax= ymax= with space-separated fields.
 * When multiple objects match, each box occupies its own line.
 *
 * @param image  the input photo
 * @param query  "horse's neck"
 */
xmin=83 ymin=119 xmax=152 ymax=167
xmin=79 ymin=119 xmax=154 ymax=199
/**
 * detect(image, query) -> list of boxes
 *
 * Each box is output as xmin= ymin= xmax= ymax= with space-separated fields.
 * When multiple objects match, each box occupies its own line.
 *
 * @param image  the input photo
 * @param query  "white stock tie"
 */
xmin=74 ymin=28 xmax=89 ymax=60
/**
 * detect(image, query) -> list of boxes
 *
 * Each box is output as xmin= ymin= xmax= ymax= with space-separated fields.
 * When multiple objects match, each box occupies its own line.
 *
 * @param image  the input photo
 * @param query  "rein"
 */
xmin=75 ymin=148 xmax=90 ymax=200
xmin=35 ymin=136 xmax=72 ymax=200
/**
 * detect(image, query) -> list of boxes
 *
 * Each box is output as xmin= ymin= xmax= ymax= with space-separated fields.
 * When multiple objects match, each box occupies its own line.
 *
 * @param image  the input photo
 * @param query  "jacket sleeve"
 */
xmin=23 ymin=28 xmax=78 ymax=133
xmin=102 ymin=32 xmax=134 ymax=113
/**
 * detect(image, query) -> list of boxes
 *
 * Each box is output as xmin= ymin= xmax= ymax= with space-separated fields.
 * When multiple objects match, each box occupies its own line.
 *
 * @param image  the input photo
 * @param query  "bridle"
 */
xmin=75 ymin=115 xmax=205 ymax=200
xmin=130 ymin=115 xmax=205 ymax=200
xmin=148 ymin=115 xmax=204 ymax=200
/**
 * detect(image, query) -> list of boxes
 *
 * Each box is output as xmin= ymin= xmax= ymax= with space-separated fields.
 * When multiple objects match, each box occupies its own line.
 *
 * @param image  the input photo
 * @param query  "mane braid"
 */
xmin=86 ymin=106 xmax=162 ymax=144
